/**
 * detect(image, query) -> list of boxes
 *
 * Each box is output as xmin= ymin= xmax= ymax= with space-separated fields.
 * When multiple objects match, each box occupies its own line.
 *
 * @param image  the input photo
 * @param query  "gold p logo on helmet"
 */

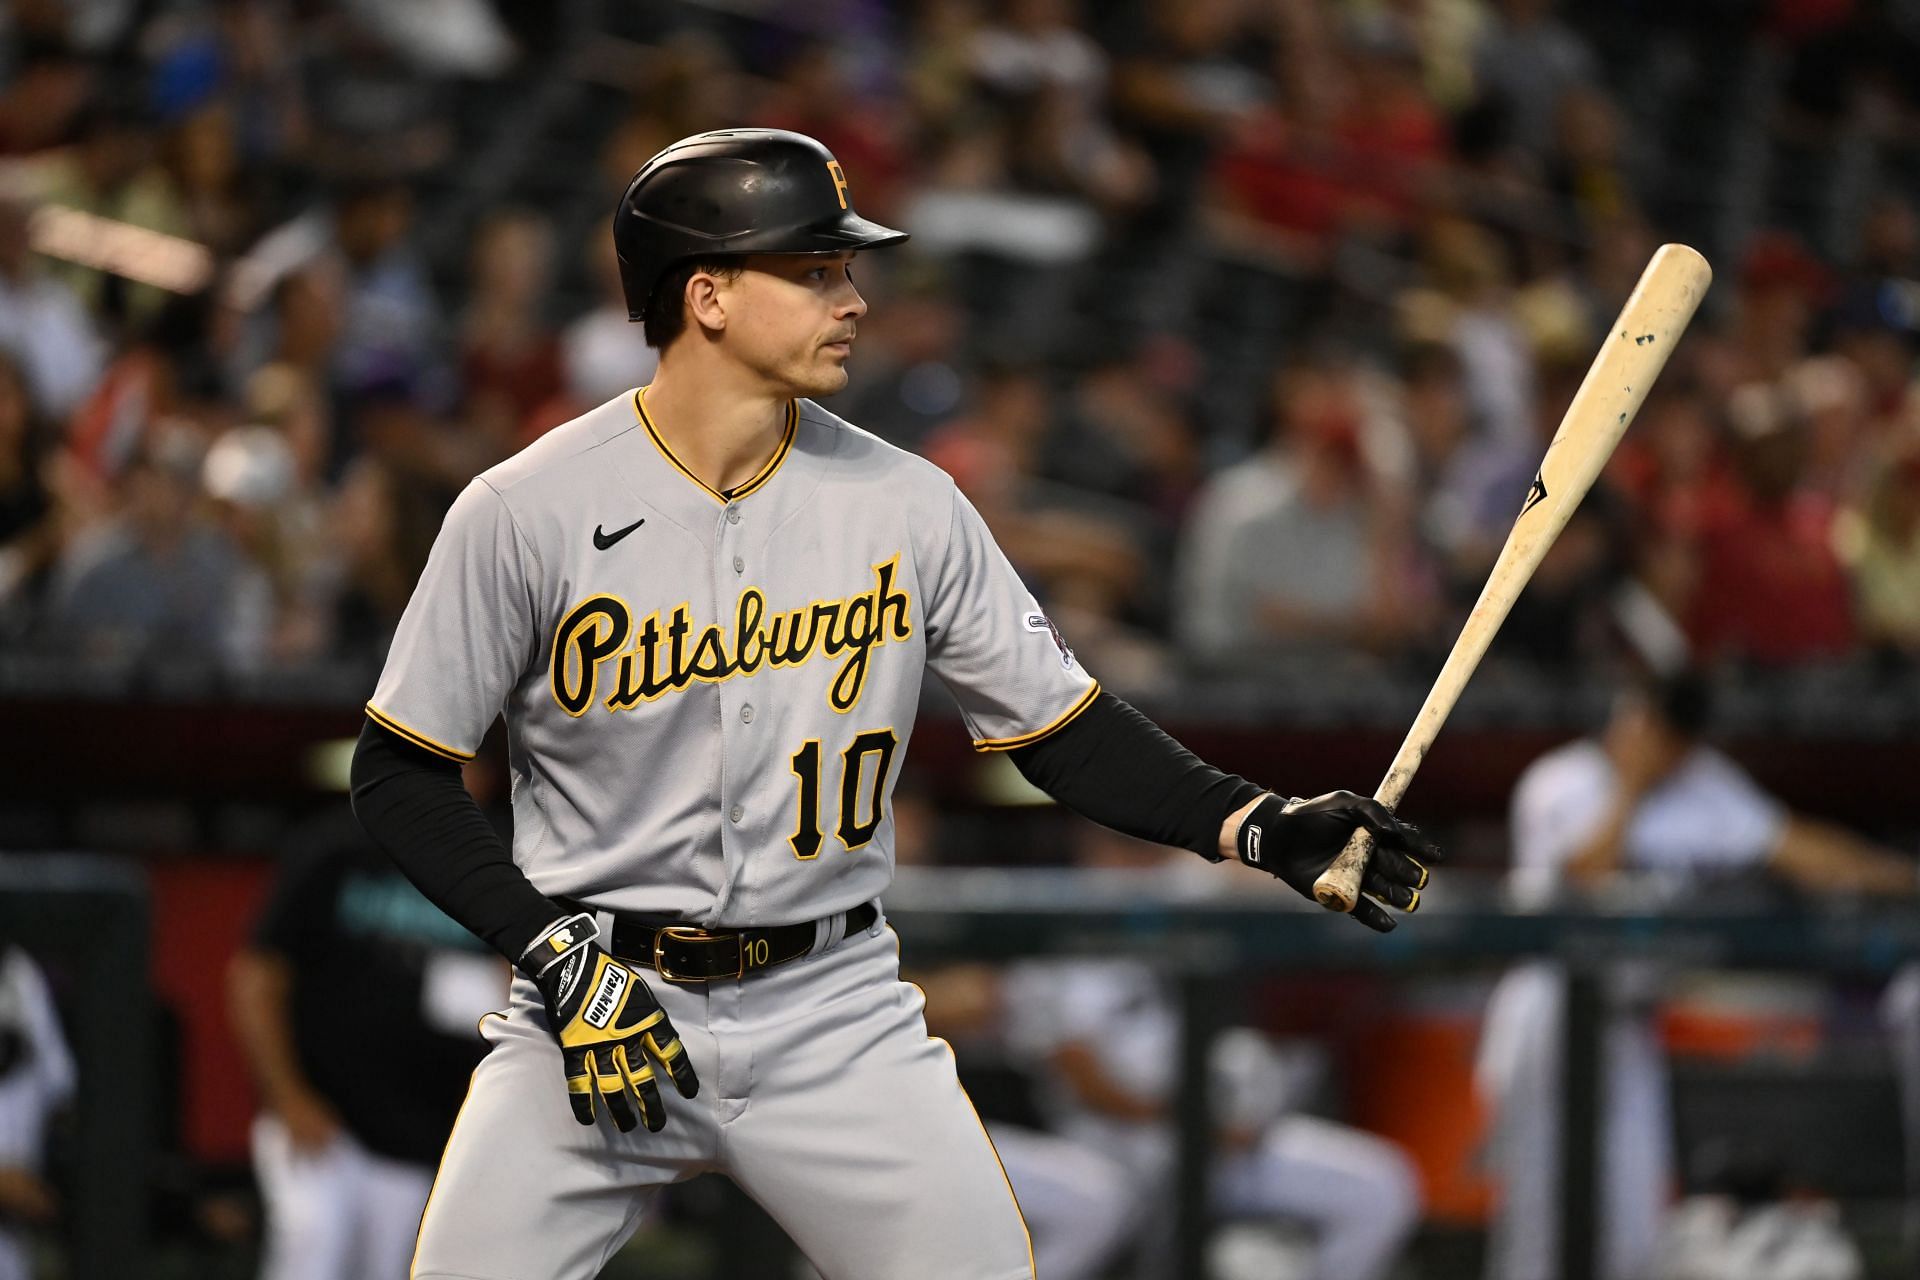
xmin=827 ymin=161 xmax=849 ymax=210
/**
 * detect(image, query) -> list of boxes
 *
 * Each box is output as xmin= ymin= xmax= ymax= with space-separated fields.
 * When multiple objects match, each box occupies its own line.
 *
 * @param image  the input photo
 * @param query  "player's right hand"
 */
xmin=522 ymin=913 xmax=699 ymax=1133
xmin=1230 ymin=791 xmax=1442 ymax=932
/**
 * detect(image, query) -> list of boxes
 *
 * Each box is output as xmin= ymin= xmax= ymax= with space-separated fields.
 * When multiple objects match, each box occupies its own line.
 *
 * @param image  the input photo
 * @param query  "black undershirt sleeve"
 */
xmin=349 ymin=719 xmax=561 ymax=964
xmin=1004 ymin=690 xmax=1268 ymax=861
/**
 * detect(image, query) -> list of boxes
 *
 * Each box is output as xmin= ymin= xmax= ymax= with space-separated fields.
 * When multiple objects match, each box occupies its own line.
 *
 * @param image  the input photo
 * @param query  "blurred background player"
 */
xmin=1001 ymin=824 xmax=1423 ymax=1280
xmin=1477 ymin=668 xmax=1918 ymax=1280
xmin=0 ymin=945 xmax=72 ymax=1280
xmin=229 ymin=758 xmax=506 ymax=1280
xmin=904 ymin=960 xmax=1137 ymax=1280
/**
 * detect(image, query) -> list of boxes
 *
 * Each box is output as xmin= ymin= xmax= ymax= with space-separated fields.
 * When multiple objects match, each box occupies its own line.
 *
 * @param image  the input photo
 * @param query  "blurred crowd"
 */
xmin=4 ymin=0 xmax=1920 ymax=696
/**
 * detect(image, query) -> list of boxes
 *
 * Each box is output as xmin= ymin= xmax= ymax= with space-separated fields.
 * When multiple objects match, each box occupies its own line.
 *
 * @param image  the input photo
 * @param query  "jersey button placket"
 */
xmin=716 ymin=501 xmax=752 ymax=917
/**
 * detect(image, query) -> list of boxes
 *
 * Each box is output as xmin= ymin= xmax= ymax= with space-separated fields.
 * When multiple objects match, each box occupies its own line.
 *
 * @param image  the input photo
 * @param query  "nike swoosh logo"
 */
xmin=592 ymin=517 xmax=645 ymax=551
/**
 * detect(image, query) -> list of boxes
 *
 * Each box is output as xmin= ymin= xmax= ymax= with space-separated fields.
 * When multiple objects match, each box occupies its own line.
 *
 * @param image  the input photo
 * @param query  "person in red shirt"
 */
xmin=1686 ymin=382 xmax=1856 ymax=664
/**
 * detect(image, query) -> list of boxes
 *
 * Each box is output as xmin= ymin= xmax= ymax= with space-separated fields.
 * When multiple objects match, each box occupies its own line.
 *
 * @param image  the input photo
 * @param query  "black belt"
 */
xmin=558 ymin=899 xmax=878 ymax=984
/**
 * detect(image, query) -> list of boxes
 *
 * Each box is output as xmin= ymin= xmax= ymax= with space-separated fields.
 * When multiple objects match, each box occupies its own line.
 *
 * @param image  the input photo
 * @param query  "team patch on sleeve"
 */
xmin=1024 ymin=612 xmax=1075 ymax=670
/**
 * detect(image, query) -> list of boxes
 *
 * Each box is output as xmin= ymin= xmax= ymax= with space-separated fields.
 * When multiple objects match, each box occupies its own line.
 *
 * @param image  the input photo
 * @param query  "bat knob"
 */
xmin=1312 ymin=827 xmax=1374 ymax=913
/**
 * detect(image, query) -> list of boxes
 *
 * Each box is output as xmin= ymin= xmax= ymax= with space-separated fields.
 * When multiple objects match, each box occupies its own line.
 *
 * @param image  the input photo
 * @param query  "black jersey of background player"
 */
xmin=253 ymin=808 xmax=493 ymax=1165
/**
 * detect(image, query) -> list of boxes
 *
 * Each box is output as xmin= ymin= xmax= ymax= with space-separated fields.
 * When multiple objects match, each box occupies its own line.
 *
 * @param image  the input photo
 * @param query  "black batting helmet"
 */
xmin=614 ymin=128 xmax=909 ymax=322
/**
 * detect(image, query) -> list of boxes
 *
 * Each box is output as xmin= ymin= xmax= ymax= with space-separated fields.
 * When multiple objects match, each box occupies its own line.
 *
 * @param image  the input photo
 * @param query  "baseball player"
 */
xmin=230 ymin=804 xmax=501 ymax=1280
xmin=0 ymin=945 xmax=72 ymax=1280
xmin=998 ymin=829 xmax=1424 ymax=1280
xmin=349 ymin=127 xmax=1440 ymax=1280
xmin=1479 ymin=670 xmax=1917 ymax=1280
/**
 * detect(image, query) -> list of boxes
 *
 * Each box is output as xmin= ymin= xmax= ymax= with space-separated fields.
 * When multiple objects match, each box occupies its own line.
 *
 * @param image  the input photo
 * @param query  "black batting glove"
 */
xmin=520 ymin=914 xmax=699 ymax=1133
xmin=1234 ymin=791 xmax=1442 ymax=933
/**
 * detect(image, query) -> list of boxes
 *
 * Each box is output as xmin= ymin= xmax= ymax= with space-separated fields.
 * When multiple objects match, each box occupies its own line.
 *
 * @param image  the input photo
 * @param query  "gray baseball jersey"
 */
xmin=368 ymin=389 xmax=1097 ymax=927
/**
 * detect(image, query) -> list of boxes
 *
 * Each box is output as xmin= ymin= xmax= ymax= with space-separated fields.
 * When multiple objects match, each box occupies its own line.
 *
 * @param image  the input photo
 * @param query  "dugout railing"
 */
xmin=884 ymin=868 xmax=1920 ymax=1280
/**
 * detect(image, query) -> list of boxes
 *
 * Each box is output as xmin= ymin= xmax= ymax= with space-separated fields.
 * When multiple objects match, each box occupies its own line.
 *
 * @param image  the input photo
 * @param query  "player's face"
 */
xmin=725 ymin=253 xmax=867 ymax=398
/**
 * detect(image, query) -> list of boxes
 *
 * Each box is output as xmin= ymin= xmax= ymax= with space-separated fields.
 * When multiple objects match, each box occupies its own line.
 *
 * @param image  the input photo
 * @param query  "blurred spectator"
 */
xmin=1479 ymin=670 xmax=1915 ymax=1280
xmin=247 ymin=264 xmax=347 ymax=473
xmin=65 ymin=286 xmax=232 ymax=487
xmin=0 ymin=945 xmax=74 ymax=1280
xmin=229 ymin=800 xmax=499 ymax=1280
xmin=925 ymin=359 xmax=1145 ymax=611
xmin=46 ymin=425 xmax=271 ymax=667
xmin=0 ymin=196 xmax=105 ymax=418
xmin=1471 ymin=0 xmax=1597 ymax=159
xmin=598 ymin=34 xmax=744 ymax=191
xmin=301 ymin=21 xmax=453 ymax=180
xmin=163 ymin=101 xmax=258 ymax=257
xmin=1835 ymin=443 xmax=1920 ymax=660
xmin=1208 ymin=14 xmax=1445 ymax=272
xmin=1834 ymin=197 xmax=1920 ymax=413
xmin=964 ymin=0 xmax=1151 ymax=210
xmin=1399 ymin=217 xmax=1536 ymax=449
xmin=201 ymin=369 xmax=338 ymax=664
xmin=1685 ymin=381 xmax=1856 ymax=665
xmin=1784 ymin=354 xmax=1872 ymax=502
xmin=838 ymin=260 xmax=964 ymax=453
xmin=916 ymin=352 xmax=1049 ymax=484
xmin=1728 ymin=232 xmax=1829 ymax=388
xmin=1399 ymin=342 xmax=1531 ymax=593
xmin=27 ymin=91 xmax=192 ymax=326
xmin=326 ymin=180 xmax=443 ymax=405
xmin=0 ymin=352 xmax=54 ymax=632
xmin=758 ymin=39 xmax=909 ymax=222
xmin=1175 ymin=357 xmax=1415 ymax=671
xmin=1054 ymin=339 xmax=1204 ymax=524
xmin=0 ymin=2 xmax=97 ymax=155
xmin=327 ymin=455 xmax=446 ymax=663
xmin=1386 ymin=0 xmax=1490 ymax=114
xmin=555 ymin=241 xmax=657 ymax=423
xmin=460 ymin=208 xmax=561 ymax=453
xmin=1616 ymin=373 xmax=1734 ymax=626
xmin=342 ymin=0 xmax=517 ymax=78
xmin=1109 ymin=0 xmax=1271 ymax=232
xmin=903 ymin=0 xmax=986 ymax=139
xmin=1546 ymin=84 xmax=1634 ymax=232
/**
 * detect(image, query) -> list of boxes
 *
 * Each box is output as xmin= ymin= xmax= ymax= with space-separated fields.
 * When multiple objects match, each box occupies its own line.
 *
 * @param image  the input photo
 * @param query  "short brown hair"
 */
xmin=642 ymin=257 xmax=744 ymax=349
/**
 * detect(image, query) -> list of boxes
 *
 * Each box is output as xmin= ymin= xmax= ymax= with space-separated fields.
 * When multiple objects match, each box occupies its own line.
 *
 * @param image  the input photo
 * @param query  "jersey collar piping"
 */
xmin=632 ymin=387 xmax=796 ymax=505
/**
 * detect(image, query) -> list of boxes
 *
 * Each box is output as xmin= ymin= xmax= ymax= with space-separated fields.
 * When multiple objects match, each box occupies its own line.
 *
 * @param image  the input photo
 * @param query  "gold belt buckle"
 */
xmin=653 ymin=925 xmax=743 ymax=983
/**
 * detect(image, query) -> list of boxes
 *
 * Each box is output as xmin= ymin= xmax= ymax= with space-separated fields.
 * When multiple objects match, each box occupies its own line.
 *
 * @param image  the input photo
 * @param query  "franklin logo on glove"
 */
xmin=585 ymin=967 xmax=628 ymax=1030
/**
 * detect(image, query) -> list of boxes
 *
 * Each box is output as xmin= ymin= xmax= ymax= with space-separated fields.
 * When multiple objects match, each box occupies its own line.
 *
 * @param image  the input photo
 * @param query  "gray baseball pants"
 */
xmin=410 ymin=914 xmax=1035 ymax=1280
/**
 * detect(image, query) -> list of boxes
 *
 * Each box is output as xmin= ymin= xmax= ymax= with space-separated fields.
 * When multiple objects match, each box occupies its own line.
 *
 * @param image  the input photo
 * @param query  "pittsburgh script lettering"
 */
xmin=551 ymin=557 xmax=913 ymax=717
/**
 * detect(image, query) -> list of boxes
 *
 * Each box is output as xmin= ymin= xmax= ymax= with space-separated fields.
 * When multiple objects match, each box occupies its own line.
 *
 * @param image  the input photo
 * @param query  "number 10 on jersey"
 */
xmin=788 ymin=729 xmax=899 ymax=859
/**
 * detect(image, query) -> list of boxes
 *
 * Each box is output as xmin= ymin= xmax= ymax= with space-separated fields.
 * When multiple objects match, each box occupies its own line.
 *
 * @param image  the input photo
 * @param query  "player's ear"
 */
xmin=685 ymin=270 xmax=730 ymax=336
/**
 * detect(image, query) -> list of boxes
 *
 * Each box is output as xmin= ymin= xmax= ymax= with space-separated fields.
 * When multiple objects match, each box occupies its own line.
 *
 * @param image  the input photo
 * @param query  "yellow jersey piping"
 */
xmin=970 ymin=680 xmax=1100 ymax=752
xmin=632 ymin=387 xmax=796 ymax=505
xmin=887 ymin=926 xmax=1037 ymax=1277
xmin=410 ymin=1065 xmax=480 ymax=1277
xmin=365 ymin=702 xmax=475 ymax=763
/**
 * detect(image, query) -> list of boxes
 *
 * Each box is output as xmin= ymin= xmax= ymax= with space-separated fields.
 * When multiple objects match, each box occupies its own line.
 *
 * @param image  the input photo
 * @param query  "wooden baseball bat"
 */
xmin=1311 ymin=243 xmax=1713 ymax=913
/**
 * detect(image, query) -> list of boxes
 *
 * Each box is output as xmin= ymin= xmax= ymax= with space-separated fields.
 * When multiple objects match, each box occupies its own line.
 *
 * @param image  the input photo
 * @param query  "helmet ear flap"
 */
xmin=618 ymin=251 xmax=651 ymax=324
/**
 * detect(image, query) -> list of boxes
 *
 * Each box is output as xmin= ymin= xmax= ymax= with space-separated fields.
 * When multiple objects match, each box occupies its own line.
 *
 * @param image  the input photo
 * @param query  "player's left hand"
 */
xmin=523 ymin=914 xmax=700 ymax=1133
xmin=1227 ymin=791 xmax=1441 ymax=933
